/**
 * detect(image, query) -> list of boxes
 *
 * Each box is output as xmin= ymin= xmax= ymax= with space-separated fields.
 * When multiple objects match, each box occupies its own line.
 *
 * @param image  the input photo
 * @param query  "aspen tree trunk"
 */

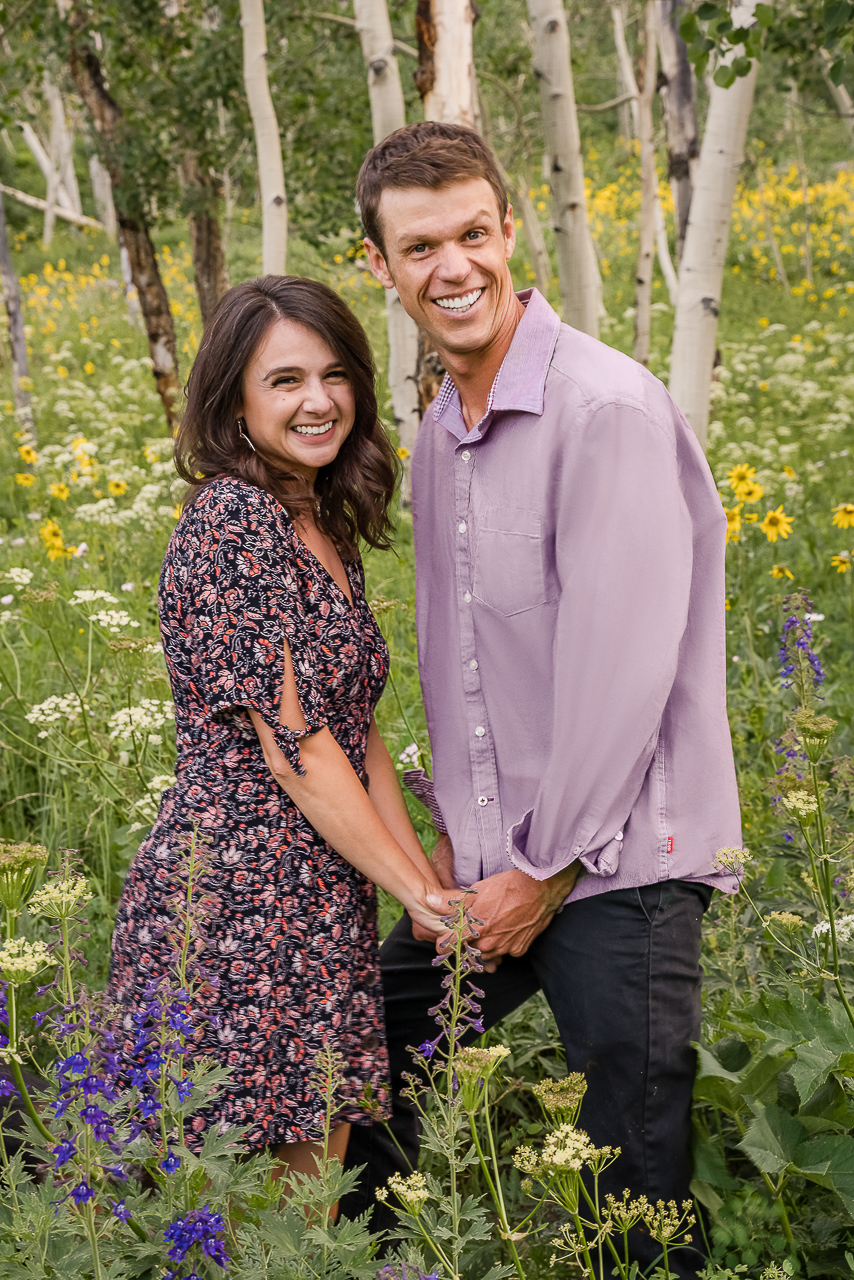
xmin=612 ymin=4 xmax=678 ymax=301
xmin=44 ymin=75 xmax=82 ymax=214
xmin=354 ymin=0 xmax=420 ymax=497
xmin=528 ymin=0 xmax=599 ymax=337
xmin=88 ymin=152 xmax=117 ymax=238
xmin=515 ymin=177 xmax=551 ymax=295
xmin=179 ymin=155 xmax=229 ymax=327
xmin=0 ymin=189 xmax=35 ymax=442
xmin=67 ymin=8 xmax=181 ymax=428
xmin=818 ymin=48 xmax=854 ymax=146
xmin=19 ymin=122 xmax=76 ymax=212
xmin=240 ymin=0 xmax=287 ymax=275
xmin=668 ymin=0 xmax=759 ymax=449
xmin=415 ymin=0 xmax=477 ymax=127
xmin=656 ymin=0 xmax=698 ymax=261
xmin=634 ymin=0 xmax=657 ymax=363
xmin=615 ymin=0 xmax=632 ymax=140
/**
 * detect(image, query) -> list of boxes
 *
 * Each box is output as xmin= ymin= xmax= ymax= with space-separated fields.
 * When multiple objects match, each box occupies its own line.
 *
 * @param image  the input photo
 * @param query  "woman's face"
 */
xmin=237 ymin=318 xmax=356 ymax=484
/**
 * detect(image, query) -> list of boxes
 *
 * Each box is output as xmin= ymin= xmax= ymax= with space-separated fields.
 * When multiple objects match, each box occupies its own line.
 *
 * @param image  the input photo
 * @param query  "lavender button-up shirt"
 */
xmin=410 ymin=289 xmax=741 ymax=901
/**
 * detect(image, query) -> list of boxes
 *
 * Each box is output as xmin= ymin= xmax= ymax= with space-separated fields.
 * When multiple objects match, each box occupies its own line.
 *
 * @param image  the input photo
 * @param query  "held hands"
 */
xmin=409 ymin=834 xmax=466 ymax=941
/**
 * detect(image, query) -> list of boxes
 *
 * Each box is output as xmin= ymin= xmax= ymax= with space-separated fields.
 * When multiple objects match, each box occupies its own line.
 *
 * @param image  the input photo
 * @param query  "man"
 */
xmin=342 ymin=121 xmax=741 ymax=1276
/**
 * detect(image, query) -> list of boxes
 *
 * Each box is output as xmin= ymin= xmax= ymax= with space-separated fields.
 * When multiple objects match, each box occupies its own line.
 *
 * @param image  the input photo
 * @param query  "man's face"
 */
xmin=364 ymin=178 xmax=517 ymax=359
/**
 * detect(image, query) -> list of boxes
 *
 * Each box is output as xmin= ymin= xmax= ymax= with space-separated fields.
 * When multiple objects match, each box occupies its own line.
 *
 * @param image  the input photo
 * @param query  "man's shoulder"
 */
xmin=548 ymin=324 xmax=669 ymax=423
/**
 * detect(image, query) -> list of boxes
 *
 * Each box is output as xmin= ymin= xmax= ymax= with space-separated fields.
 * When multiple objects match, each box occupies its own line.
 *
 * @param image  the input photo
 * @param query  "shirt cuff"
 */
xmin=272 ymin=721 xmax=326 ymax=778
xmin=402 ymin=767 xmax=448 ymax=834
xmin=506 ymin=809 xmax=624 ymax=880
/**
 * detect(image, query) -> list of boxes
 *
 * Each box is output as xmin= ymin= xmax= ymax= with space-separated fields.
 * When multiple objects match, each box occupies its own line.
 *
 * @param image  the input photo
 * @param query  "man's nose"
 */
xmin=435 ymin=240 xmax=471 ymax=282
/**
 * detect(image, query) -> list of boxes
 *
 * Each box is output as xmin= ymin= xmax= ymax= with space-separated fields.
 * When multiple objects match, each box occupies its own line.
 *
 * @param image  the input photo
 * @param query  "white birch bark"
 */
xmin=818 ymin=48 xmax=854 ymax=146
xmin=656 ymin=0 xmax=699 ymax=260
xmin=354 ymin=0 xmax=420 ymax=491
xmin=528 ymin=0 xmax=599 ymax=337
xmin=668 ymin=0 xmax=759 ymax=448
xmin=88 ymin=152 xmax=117 ymax=238
xmin=239 ymin=0 xmax=287 ymax=274
xmin=19 ymin=122 xmax=75 ymax=212
xmin=418 ymin=0 xmax=477 ymax=127
xmin=0 ymin=182 xmax=103 ymax=229
xmin=612 ymin=4 xmax=679 ymax=303
xmin=634 ymin=0 xmax=657 ymax=363
xmin=44 ymin=75 xmax=82 ymax=214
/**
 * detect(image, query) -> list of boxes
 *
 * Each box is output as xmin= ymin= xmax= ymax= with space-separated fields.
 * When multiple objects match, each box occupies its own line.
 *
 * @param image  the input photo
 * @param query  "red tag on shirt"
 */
xmin=667 ymin=836 xmax=673 ymax=854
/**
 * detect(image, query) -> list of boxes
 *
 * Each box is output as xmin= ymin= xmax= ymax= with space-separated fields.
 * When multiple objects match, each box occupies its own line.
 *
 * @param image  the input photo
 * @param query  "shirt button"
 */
xmin=458 ymin=521 xmax=467 ymax=533
xmin=469 ymin=659 xmax=478 ymax=670
xmin=475 ymin=726 xmax=485 ymax=737
xmin=477 ymin=796 xmax=488 ymax=806
xmin=463 ymin=591 xmax=472 ymax=603
xmin=461 ymin=449 xmax=471 ymax=461
xmin=615 ymin=831 xmax=624 ymax=841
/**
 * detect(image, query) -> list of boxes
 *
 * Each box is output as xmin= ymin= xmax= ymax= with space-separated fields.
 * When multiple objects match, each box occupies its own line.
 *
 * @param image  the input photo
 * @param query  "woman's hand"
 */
xmin=406 ymin=884 xmax=457 ymax=937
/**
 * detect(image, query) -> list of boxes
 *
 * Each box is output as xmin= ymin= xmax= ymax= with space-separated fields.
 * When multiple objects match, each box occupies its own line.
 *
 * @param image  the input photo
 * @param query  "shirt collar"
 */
xmin=432 ymin=288 xmax=562 ymax=440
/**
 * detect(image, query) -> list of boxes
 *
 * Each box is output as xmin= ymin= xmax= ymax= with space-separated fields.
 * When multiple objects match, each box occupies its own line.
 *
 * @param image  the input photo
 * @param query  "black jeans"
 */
xmin=341 ymin=879 xmax=711 ymax=1278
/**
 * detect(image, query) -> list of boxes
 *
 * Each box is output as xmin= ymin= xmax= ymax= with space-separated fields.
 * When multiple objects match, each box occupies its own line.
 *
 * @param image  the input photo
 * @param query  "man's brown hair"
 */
xmin=356 ymin=122 xmax=508 ymax=258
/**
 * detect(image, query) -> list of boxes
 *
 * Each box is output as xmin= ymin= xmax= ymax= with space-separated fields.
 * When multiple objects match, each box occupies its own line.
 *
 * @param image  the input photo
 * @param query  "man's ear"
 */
xmin=363 ymin=238 xmax=396 ymax=290
xmin=503 ymin=203 xmax=517 ymax=261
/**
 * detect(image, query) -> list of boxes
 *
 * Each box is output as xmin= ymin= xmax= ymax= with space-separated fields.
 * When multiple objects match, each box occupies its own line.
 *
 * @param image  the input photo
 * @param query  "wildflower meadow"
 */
xmin=2 ymin=52 xmax=854 ymax=1280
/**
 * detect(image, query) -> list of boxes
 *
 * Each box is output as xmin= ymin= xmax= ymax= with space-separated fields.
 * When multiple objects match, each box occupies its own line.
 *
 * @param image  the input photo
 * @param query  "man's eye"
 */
xmin=466 ymin=230 xmax=483 ymax=241
xmin=411 ymin=243 xmax=428 ymax=255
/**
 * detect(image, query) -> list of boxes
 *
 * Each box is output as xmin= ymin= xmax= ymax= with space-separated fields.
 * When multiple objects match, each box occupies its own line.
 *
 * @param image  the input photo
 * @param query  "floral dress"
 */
xmin=109 ymin=475 xmax=391 ymax=1147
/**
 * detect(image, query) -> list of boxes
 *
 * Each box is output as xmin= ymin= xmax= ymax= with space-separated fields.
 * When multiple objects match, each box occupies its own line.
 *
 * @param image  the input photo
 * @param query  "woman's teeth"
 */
xmin=292 ymin=422 xmax=333 ymax=436
xmin=435 ymin=288 xmax=483 ymax=312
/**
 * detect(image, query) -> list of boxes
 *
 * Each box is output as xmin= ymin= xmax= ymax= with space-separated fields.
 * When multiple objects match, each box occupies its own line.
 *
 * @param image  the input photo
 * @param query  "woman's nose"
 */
xmin=300 ymin=379 xmax=335 ymax=415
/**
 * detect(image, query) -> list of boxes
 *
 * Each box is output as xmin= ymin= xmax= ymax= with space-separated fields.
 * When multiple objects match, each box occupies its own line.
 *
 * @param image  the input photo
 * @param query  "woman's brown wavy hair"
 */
xmin=175 ymin=275 xmax=398 ymax=557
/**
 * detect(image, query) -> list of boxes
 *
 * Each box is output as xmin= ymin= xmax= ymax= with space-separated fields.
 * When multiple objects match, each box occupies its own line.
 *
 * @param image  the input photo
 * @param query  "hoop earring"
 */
xmin=237 ymin=417 xmax=256 ymax=453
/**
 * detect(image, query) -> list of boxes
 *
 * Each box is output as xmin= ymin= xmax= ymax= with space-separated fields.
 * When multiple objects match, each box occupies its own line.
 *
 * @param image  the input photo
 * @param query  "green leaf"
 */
xmin=789 ymin=1038 xmax=840 ymax=1103
xmin=693 ymin=1123 xmax=739 ymax=1189
xmin=792 ymin=1132 xmax=854 ymax=1215
xmin=732 ymin=55 xmax=753 ymax=77
xmin=754 ymin=3 xmax=775 ymax=26
xmin=824 ymin=0 xmax=854 ymax=31
xmin=698 ymin=1 xmax=719 ymax=18
xmin=679 ymin=12 xmax=700 ymax=42
xmin=829 ymin=56 xmax=847 ymax=85
xmin=737 ymin=1100 xmax=806 ymax=1175
xmin=714 ymin=64 xmax=738 ymax=88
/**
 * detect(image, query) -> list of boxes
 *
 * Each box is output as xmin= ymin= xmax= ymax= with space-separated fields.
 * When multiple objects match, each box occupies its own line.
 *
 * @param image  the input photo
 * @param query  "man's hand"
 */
xmin=460 ymin=864 xmax=580 ymax=969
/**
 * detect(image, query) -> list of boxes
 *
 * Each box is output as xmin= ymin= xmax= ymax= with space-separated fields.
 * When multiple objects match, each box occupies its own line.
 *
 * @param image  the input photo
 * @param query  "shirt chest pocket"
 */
xmin=472 ymin=508 xmax=548 ymax=616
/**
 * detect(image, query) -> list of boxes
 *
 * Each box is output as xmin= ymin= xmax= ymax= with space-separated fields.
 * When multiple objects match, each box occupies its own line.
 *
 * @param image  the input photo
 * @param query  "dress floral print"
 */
xmin=109 ymin=475 xmax=391 ymax=1147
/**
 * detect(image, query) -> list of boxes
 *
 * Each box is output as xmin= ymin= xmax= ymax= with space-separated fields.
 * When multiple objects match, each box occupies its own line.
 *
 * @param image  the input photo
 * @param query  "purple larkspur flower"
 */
xmin=70 ymin=1180 xmax=95 ymax=1205
xmin=163 ymin=1205 xmax=229 ymax=1267
xmin=52 ymin=1138 xmax=77 ymax=1169
xmin=110 ymin=1198 xmax=132 ymax=1222
xmin=160 ymin=1149 xmax=181 ymax=1173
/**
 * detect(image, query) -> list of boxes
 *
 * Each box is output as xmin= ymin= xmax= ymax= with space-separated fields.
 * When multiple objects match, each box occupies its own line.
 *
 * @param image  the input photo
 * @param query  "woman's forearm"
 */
xmin=248 ymin=712 xmax=445 ymax=930
xmin=364 ymin=720 xmax=443 ymax=890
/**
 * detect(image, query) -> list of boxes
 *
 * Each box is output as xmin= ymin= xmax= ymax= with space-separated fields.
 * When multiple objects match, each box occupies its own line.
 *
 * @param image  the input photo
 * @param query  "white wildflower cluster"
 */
xmin=813 ymin=915 xmax=854 ymax=945
xmin=108 ymin=699 xmax=175 ymax=740
xmin=781 ymin=789 xmax=819 ymax=819
xmin=375 ymin=1171 xmax=430 ymax=1214
xmin=0 ymin=937 xmax=52 ymax=984
xmin=6 ymin=568 xmax=33 ymax=587
xmin=714 ymin=846 xmax=752 ymax=874
xmin=514 ymin=1124 xmax=597 ymax=1178
xmin=69 ymin=588 xmax=119 ymax=607
xmin=28 ymin=873 xmax=92 ymax=919
xmin=147 ymin=774 xmax=176 ymax=796
xmin=397 ymin=742 xmax=421 ymax=769
xmin=90 ymin=609 xmax=141 ymax=634
xmin=26 ymin=693 xmax=86 ymax=737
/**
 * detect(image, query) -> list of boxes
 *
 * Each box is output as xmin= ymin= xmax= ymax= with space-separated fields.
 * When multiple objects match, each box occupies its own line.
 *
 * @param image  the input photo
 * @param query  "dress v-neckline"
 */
xmin=294 ymin=533 xmax=356 ymax=611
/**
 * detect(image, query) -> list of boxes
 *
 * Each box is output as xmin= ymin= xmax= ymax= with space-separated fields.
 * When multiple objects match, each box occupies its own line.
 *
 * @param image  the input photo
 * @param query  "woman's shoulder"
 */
xmin=183 ymin=476 xmax=292 ymax=535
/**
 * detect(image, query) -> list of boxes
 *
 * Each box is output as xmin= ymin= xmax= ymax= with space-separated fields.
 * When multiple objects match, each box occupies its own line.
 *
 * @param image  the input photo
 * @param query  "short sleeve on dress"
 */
xmin=185 ymin=482 xmax=328 ymax=776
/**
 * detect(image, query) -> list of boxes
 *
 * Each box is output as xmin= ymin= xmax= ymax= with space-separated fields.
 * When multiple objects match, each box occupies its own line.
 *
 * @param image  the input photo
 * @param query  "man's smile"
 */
xmin=432 ymin=288 xmax=484 ymax=313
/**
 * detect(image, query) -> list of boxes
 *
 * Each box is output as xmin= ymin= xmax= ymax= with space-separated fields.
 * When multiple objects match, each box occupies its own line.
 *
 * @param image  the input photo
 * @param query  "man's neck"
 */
xmin=438 ymin=291 xmax=526 ymax=433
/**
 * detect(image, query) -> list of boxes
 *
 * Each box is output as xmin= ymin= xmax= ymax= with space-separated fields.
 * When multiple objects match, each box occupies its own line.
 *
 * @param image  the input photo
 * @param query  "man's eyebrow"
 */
xmin=397 ymin=210 xmax=494 ymax=248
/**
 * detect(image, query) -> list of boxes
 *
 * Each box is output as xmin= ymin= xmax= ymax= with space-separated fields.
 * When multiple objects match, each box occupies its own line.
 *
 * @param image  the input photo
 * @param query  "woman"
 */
xmin=109 ymin=275 xmax=448 ymax=1179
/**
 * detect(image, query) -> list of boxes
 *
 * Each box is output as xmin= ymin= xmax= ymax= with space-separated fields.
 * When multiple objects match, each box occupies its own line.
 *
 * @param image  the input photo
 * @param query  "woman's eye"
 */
xmin=272 ymin=377 xmax=297 ymax=388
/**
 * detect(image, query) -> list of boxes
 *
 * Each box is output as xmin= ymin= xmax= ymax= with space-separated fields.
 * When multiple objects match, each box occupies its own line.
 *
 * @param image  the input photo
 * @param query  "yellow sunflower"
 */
xmin=725 ymin=505 xmax=742 ymax=544
xmin=832 ymin=503 xmax=854 ymax=530
xmin=769 ymin=564 xmax=794 ymax=580
xmin=760 ymin=506 xmax=793 ymax=543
